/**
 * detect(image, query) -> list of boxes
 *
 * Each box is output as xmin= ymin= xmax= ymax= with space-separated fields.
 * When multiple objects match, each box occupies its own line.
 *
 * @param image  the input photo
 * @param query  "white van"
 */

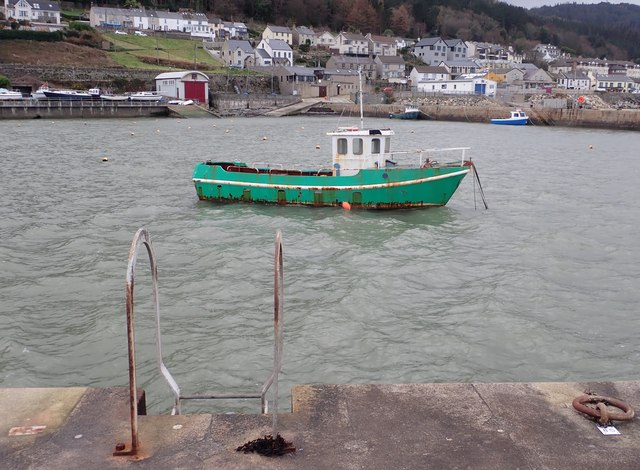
xmin=134 ymin=31 xmax=147 ymax=37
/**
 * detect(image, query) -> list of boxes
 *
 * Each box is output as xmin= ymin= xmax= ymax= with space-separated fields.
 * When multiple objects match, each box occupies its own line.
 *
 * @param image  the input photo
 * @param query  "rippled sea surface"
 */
xmin=1 ymin=115 xmax=639 ymax=413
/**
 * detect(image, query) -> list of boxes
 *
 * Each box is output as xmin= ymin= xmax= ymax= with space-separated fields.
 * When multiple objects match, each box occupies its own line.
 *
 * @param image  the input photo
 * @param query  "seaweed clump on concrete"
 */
xmin=236 ymin=434 xmax=296 ymax=456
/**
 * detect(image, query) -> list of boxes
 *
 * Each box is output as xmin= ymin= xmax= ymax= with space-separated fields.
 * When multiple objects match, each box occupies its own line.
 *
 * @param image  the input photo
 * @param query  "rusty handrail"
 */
xmin=114 ymin=228 xmax=181 ymax=457
xmin=178 ymin=230 xmax=284 ymax=416
xmin=114 ymin=228 xmax=285 ymax=457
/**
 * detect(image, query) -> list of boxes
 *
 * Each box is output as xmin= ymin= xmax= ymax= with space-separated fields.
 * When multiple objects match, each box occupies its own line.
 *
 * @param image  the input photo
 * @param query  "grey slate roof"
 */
xmin=415 ymin=37 xmax=444 ymax=47
xmin=10 ymin=0 xmax=60 ymax=11
xmin=267 ymin=25 xmax=292 ymax=33
xmin=376 ymin=55 xmax=404 ymax=64
xmin=265 ymin=38 xmax=292 ymax=51
xmin=414 ymin=66 xmax=449 ymax=74
xmin=227 ymin=40 xmax=254 ymax=54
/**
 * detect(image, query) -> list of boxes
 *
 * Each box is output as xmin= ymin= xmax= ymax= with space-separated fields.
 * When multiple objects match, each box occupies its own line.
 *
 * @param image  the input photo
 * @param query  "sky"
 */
xmin=502 ymin=0 xmax=639 ymax=8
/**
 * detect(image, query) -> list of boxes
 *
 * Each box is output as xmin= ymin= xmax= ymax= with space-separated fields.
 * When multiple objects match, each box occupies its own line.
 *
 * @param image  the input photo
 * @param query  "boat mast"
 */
xmin=358 ymin=67 xmax=364 ymax=129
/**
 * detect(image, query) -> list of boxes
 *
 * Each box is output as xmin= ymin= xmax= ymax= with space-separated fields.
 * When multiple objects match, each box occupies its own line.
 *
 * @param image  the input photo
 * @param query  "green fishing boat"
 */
xmin=192 ymin=74 xmax=475 ymax=209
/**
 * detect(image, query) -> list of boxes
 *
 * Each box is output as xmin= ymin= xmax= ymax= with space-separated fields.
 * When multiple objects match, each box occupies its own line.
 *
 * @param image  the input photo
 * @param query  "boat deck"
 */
xmin=1 ymin=381 xmax=639 ymax=469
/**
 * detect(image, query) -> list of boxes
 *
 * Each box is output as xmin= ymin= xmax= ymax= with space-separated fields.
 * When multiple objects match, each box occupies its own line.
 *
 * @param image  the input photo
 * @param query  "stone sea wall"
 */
xmin=326 ymin=102 xmax=640 ymax=131
xmin=0 ymin=64 xmax=274 ymax=93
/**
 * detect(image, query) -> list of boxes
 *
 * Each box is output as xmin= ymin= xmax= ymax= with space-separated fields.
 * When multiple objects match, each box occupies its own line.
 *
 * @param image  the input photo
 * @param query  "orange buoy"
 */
xmin=342 ymin=201 xmax=351 ymax=210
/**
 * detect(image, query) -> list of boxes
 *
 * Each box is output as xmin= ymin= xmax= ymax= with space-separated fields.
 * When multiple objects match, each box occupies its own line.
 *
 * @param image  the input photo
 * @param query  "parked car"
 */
xmin=115 ymin=30 xmax=127 ymax=35
xmin=134 ymin=31 xmax=147 ymax=37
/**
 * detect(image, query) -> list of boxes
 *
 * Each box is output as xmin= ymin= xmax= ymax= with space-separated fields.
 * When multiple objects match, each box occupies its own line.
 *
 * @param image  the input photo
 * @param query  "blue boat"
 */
xmin=490 ymin=109 xmax=529 ymax=125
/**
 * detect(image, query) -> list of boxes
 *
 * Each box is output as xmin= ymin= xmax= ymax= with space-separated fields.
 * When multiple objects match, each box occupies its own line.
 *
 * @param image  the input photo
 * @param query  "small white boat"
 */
xmin=128 ymin=91 xmax=163 ymax=102
xmin=101 ymin=94 xmax=129 ymax=101
xmin=31 ymin=83 xmax=51 ymax=99
xmin=490 ymin=109 xmax=529 ymax=126
xmin=0 ymin=88 xmax=23 ymax=100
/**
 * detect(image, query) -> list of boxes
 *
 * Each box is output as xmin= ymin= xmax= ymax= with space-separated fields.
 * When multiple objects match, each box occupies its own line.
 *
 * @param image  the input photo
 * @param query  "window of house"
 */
xmin=337 ymin=138 xmax=348 ymax=155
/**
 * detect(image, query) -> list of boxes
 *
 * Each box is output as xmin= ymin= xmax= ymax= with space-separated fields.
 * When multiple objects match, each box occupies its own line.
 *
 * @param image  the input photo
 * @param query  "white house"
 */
xmin=155 ymin=11 xmax=182 ymax=32
xmin=5 ymin=0 xmax=61 ymax=24
xmin=557 ymin=70 xmax=590 ymax=90
xmin=336 ymin=32 xmax=368 ymax=56
xmin=221 ymin=21 xmax=248 ymax=39
xmin=366 ymin=34 xmax=398 ymax=57
xmin=180 ymin=12 xmax=210 ymax=37
xmin=595 ymin=74 xmax=635 ymax=92
xmin=154 ymin=70 xmax=209 ymax=104
xmin=437 ymin=60 xmax=479 ymax=77
xmin=409 ymin=66 xmax=451 ymax=87
xmin=256 ymin=38 xmax=293 ymax=66
xmin=316 ymin=30 xmax=336 ymax=49
xmin=533 ymin=43 xmax=562 ymax=62
xmin=417 ymin=77 xmax=496 ymax=96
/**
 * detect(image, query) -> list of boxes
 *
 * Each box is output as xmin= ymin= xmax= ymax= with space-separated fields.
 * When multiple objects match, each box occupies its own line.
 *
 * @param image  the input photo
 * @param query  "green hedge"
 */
xmin=0 ymin=30 xmax=63 ymax=41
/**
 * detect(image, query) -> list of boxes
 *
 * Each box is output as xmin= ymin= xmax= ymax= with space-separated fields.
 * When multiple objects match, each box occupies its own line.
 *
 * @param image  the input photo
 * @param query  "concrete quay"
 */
xmin=1 ymin=380 xmax=639 ymax=469
xmin=0 ymin=100 xmax=170 ymax=119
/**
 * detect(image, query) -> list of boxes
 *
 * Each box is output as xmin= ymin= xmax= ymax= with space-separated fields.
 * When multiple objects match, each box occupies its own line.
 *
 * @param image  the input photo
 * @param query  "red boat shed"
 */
xmin=154 ymin=71 xmax=210 ymax=105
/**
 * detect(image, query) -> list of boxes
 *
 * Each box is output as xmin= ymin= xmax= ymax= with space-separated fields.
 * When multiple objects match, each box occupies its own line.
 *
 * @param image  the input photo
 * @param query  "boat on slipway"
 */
xmin=31 ymin=83 xmax=51 ymax=100
xmin=0 ymin=88 xmax=23 ymax=100
xmin=490 ymin=109 xmax=529 ymax=125
xmin=192 ymin=72 xmax=477 ymax=210
xmin=128 ymin=91 xmax=164 ymax=102
xmin=43 ymin=87 xmax=102 ymax=101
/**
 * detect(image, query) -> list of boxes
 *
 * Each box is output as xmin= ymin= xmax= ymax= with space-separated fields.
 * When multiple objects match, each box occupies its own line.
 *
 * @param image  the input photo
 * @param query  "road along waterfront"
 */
xmin=1 ymin=116 xmax=639 ymax=414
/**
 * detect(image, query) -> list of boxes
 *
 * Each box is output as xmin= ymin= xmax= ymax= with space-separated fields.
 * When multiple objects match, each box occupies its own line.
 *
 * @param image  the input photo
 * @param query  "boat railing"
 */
xmin=251 ymin=162 xmax=284 ymax=170
xmin=384 ymin=147 xmax=470 ymax=167
xmin=417 ymin=147 xmax=470 ymax=167
xmin=114 ymin=228 xmax=285 ymax=457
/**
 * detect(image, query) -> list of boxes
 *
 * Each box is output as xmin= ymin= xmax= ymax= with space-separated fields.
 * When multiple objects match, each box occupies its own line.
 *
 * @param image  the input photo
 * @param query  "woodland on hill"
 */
xmin=78 ymin=0 xmax=640 ymax=61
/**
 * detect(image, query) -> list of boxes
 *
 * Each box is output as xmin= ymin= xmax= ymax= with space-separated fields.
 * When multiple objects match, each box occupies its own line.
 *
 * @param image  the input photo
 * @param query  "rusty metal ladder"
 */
xmin=114 ymin=227 xmax=284 ymax=457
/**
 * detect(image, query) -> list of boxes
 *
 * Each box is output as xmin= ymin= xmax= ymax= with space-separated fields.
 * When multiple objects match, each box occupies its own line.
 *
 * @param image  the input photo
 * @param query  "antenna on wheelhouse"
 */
xmin=358 ymin=67 xmax=364 ymax=130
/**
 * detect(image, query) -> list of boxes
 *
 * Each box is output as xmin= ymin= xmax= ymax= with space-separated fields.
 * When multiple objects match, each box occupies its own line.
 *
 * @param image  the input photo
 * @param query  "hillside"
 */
xmin=0 ymin=40 xmax=120 ymax=66
xmin=531 ymin=2 xmax=640 ymax=61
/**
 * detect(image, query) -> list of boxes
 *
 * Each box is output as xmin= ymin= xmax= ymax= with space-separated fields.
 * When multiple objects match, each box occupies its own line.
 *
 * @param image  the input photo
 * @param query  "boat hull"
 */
xmin=192 ymin=163 xmax=470 ymax=209
xmin=43 ymin=91 xmax=98 ymax=101
xmin=389 ymin=111 xmax=420 ymax=120
xmin=490 ymin=118 xmax=528 ymax=125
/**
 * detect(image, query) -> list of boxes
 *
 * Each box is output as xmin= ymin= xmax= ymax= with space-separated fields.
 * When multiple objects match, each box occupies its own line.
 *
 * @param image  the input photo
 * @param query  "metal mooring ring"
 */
xmin=572 ymin=395 xmax=635 ymax=425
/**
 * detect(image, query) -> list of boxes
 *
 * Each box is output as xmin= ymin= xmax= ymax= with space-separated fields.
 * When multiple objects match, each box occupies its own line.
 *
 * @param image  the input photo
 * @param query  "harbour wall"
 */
xmin=212 ymin=93 xmax=299 ymax=116
xmin=0 ymin=100 xmax=170 ymax=119
xmin=326 ymin=103 xmax=640 ymax=131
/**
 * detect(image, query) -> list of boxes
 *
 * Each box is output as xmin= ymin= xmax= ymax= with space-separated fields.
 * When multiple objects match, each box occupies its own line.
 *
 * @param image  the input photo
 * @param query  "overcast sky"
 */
xmin=502 ymin=0 xmax=639 ymax=8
